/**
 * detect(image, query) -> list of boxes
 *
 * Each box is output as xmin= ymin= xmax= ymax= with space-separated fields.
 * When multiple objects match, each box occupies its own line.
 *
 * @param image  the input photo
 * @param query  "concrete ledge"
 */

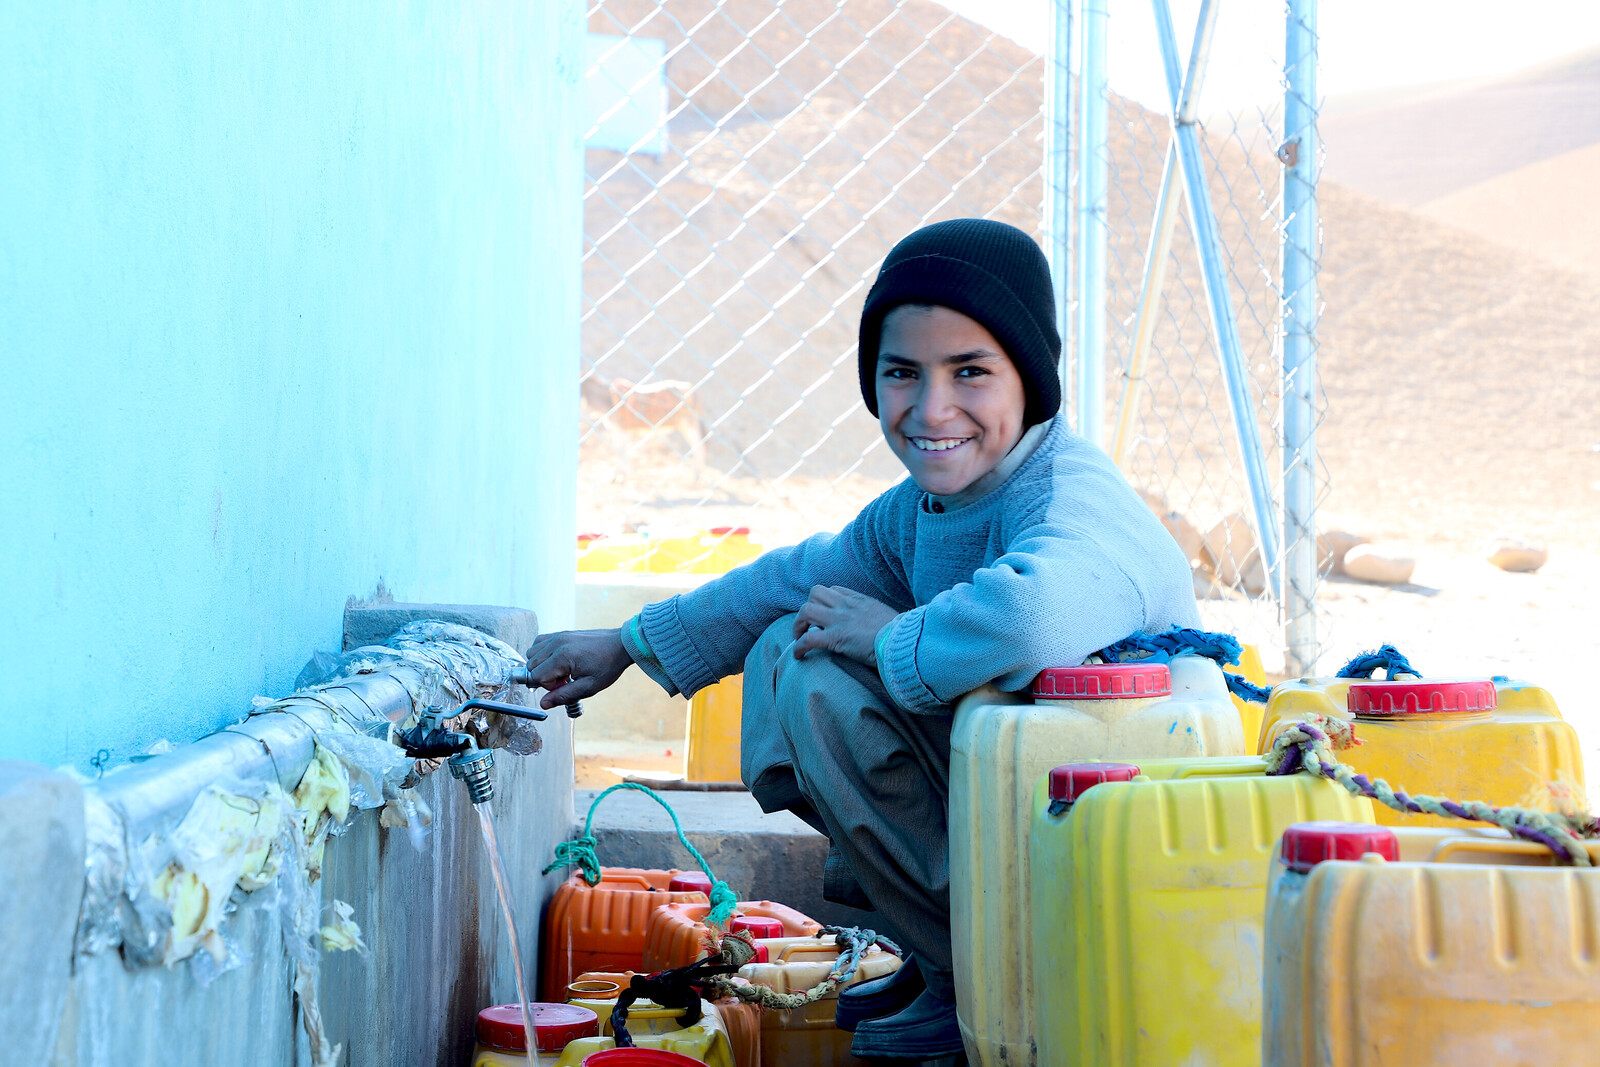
xmin=575 ymin=788 xmax=885 ymax=933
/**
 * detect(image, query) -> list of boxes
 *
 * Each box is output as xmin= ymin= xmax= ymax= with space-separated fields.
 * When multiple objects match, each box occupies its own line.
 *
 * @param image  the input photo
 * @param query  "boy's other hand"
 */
xmin=522 ymin=628 xmax=633 ymax=710
xmin=792 ymin=585 xmax=898 ymax=667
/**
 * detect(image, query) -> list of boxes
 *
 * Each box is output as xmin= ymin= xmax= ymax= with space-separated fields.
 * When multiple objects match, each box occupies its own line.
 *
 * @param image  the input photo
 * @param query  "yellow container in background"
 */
xmin=1029 ymin=760 xmax=1374 ymax=1066
xmin=736 ymin=936 xmax=902 ymax=1067
xmin=554 ymin=998 xmax=737 ymax=1067
xmin=1258 ymin=676 xmax=1584 ymax=827
xmin=578 ymin=527 xmax=763 ymax=575
xmin=950 ymin=657 xmax=1247 ymax=1067
xmin=686 ymin=674 xmax=743 ymax=783
xmin=1264 ymin=822 xmax=1600 ymax=1066
xmin=1229 ymin=642 xmax=1266 ymax=746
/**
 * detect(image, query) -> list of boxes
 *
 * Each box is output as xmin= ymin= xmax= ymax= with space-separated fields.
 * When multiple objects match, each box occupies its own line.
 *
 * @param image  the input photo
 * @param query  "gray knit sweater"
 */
xmin=631 ymin=417 xmax=1200 ymax=715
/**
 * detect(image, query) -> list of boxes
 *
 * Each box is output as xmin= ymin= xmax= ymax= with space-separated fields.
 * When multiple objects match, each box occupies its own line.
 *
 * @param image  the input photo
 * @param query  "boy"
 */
xmin=524 ymin=219 xmax=1199 ymax=1058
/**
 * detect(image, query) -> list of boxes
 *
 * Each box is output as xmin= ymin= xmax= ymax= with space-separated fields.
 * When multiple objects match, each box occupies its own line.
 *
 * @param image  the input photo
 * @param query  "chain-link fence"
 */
xmin=579 ymin=0 xmax=1323 ymax=672
xmin=1076 ymin=0 xmax=1324 ymax=672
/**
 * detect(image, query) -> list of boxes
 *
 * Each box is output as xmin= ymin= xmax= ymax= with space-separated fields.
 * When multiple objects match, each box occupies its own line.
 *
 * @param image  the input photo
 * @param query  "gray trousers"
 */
xmin=740 ymin=614 xmax=955 ymax=999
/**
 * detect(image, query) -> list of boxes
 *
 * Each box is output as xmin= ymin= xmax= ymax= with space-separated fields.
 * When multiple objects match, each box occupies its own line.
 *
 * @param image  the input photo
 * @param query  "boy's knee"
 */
xmin=744 ymin=612 xmax=802 ymax=679
xmin=773 ymin=647 xmax=859 ymax=733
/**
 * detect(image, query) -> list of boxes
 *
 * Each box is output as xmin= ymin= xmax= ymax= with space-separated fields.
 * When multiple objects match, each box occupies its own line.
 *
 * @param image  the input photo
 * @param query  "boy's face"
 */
xmin=875 ymin=304 xmax=1027 ymax=496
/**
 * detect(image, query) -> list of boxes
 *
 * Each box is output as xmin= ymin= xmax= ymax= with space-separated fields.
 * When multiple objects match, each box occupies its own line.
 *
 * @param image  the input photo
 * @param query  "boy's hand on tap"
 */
xmin=522 ymin=628 xmax=633 ymax=710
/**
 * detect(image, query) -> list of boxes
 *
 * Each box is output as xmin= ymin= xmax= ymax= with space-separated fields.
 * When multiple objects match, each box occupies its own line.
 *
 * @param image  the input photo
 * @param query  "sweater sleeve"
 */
xmin=635 ymin=483 xmax=918 ymax=697
xmin=877 ymin=463 xmax=1199 ymax=714
xmin=876 ymin=530 xmax=1148 ymax=713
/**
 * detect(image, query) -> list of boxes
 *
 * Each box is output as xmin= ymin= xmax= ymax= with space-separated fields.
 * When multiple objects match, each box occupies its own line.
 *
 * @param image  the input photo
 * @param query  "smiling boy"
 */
xmin=524 ymin=219 xmax=1200 ymax=1057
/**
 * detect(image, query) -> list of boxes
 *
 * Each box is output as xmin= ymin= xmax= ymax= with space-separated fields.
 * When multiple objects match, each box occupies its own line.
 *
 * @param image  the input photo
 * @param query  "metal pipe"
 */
xmin=93 ymin=671 xmax=418 ymax=842
xmin=1110 ymin=139 xmax=1179 ymax=467
xmin=1044 ymin=0 xmax=1073 ymax=401
xmin=1151 ymin=0 xmax=1282 ymax=596
xmin=1281 ymin=0 xmax=1320 ymax=672
xmin=1074 ymin=0 xmax=1109 ymax=446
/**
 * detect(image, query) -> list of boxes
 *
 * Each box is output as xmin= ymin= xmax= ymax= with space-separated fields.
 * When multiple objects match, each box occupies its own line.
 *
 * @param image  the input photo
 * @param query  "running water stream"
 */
xmin=475 ymin=800 xmax=539 ymax=1067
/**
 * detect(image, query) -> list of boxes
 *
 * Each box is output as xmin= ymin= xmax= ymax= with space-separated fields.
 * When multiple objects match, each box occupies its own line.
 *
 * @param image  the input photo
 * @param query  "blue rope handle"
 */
xmin=1335 ymin=644 xmax=1420 ymax=680
xmin=1097 ymin=627 xmax=1272 ymax=704
xmin=543 ymin=782 xmax=739 ymax=928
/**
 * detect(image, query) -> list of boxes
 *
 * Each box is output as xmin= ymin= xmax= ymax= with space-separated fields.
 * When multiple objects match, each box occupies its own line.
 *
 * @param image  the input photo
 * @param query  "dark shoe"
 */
xmin=835 ymin=954 xmax=924 ymax=1032
xmin=849 ymin=988 xmax=964 ymax=1059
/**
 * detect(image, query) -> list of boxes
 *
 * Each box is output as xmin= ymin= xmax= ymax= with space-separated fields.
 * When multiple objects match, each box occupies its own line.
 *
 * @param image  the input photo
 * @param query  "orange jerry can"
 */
xmin=541 ymin=868 xmax=712 ymax=1001
xmin=642 ymin=901 xmax=821 ymax=971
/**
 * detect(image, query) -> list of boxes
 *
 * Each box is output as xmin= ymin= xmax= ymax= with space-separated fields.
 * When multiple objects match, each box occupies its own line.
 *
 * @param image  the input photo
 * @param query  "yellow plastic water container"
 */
xmin=577 ymin=528 xmax=762 ymax=575
xmin=1263 ymin=821 xmax=1600 ymax=1066
xmin=553 ymin=998 xmax=737 ymax=1067
xmin=735 ymin=936 xmax=902 ymax=1067
xmin=685 ymin=675 xmax=743 ymax=782
xmin=1259 ymin=675 xmax=1585 ymax=827
xmin=1229 ymin=642 xmax=1267 ymax=744
xmin=950 ymin=657 xmax=1247 ymax=1067
xmin=1028 ymin=758 xmax=1375 ymax=1066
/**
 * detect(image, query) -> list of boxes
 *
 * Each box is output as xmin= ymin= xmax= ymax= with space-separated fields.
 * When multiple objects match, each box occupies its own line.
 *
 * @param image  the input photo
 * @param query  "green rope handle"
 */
xmin=543 ymin=782 xmax=739 ymax=928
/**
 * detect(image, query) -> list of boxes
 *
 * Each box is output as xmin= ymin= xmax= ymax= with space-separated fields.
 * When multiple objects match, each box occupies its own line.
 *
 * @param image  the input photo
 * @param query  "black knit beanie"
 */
xmin=858 ymin=218 xmax=1061 ymax=427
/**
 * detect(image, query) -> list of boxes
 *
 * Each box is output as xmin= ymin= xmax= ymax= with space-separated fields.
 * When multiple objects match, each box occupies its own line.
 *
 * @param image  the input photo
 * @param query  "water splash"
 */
xmin=475 ymin=800 xmax=539 ymax=1067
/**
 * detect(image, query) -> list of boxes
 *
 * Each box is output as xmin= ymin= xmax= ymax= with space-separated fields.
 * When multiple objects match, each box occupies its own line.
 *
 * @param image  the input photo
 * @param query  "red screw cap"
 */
xmin=1348 ymin=679 xmax=1497 ymax=716
xmin=707 ymin=526 xmax=750 ymax=536
xmin=1280 ymin=822 xmax=1399 ymax=872
xmin=667 ymin=871 xmax=714 ymax=895
xmin=731 ymin=915 xmax=784 ymax=939
xmin=1033 ymin=663 xmax=1172 ymax=700
xmin=1047 ymin=763 xmax=1142 ymax=805
xmin=582 ymin=1050 xmax=708 ymax=1067
xmin=477 ymin=1002 xmax=599 ymax=1053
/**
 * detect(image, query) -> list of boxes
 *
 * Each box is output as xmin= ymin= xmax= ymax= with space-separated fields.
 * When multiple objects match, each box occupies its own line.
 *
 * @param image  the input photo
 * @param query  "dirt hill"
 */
xmin=580 ymin=0 xmax=1600 ymax=557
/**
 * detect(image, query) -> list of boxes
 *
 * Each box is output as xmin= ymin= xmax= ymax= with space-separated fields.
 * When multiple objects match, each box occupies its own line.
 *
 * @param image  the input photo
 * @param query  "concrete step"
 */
xmin=573 ymin=787 xmax=883 ymax=932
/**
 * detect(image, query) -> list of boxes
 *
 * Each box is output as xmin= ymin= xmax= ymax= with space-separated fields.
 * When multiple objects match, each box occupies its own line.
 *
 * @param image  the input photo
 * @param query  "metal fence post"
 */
xmin=1282 ymin=0 xmax=1320 ymax=673
xmin=1075 ymin=0 xmax=1108 ymax=445
xmin=1045 ymin=0 xmax=1073 ymax=403
xmin=1151 ymin=0 xmax=1282 ymax=594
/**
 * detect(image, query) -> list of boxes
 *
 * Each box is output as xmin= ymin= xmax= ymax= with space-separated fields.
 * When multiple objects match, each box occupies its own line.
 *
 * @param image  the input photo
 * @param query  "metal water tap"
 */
xmin=396 ymin=698 xmax=549 ymax=805
xmin=508 ymin=667 xmax=585 ymax=719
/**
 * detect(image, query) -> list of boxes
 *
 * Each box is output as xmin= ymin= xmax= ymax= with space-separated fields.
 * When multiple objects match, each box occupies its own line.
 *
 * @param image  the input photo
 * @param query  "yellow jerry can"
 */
xmin=685 ymin=674 xmax=743 ymax=783
xmin=554 ymin=998 xmax=737 ymax=1067
xmin=1230 ymin=642 xmax=1267 ymax=745
xmin=1258 ymin=676 xmax=1584 ymax=827
xmin=735 ymin=936 xmax=902 ymax=1067
xmin=950 ymin=657 xmax=1247 ymax=1067
xmin=578 ymin=527 xmax=762 ymax=575
xmin=1029 ymin=760 xmax=1375 ymax=1066
xmin=1263 ymin=822 xmax=1600 ymax=1066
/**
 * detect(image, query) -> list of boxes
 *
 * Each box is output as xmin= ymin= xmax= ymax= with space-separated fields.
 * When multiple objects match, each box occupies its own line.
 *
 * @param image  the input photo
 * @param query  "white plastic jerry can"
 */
xmin=949 ymin=657 xmax=1246 ymax=1067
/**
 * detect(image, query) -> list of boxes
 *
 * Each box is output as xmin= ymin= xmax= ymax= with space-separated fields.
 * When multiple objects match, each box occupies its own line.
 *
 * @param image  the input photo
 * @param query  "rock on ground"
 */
xmin=1342 ymin=543 xmax=1417 ymax=585
xmin=1318 ymin=529 xmax=1370 ymax=575
xmin=1202 ymin=513 xmax=1268 ymax=595
xmin=1484 ymin=537 xmax=1549 ymax=573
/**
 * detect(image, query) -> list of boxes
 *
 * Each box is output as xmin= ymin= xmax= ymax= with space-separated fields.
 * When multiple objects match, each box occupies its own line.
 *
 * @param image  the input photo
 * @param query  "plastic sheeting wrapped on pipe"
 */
xmin=76 ymin=620 xmax=533 ymax=967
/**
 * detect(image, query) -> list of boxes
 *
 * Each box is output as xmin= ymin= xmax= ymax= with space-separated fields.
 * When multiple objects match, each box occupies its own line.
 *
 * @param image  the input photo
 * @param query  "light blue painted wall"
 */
xmin=0 ymin=2 xmax=585 ymax=769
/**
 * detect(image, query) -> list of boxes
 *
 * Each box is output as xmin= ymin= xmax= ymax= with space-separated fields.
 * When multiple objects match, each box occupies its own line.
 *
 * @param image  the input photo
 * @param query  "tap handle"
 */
xmin=457 ymin=698 xmax=549 ymax=722
xmin=506 ymin=666 xmax=583 ymax=719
